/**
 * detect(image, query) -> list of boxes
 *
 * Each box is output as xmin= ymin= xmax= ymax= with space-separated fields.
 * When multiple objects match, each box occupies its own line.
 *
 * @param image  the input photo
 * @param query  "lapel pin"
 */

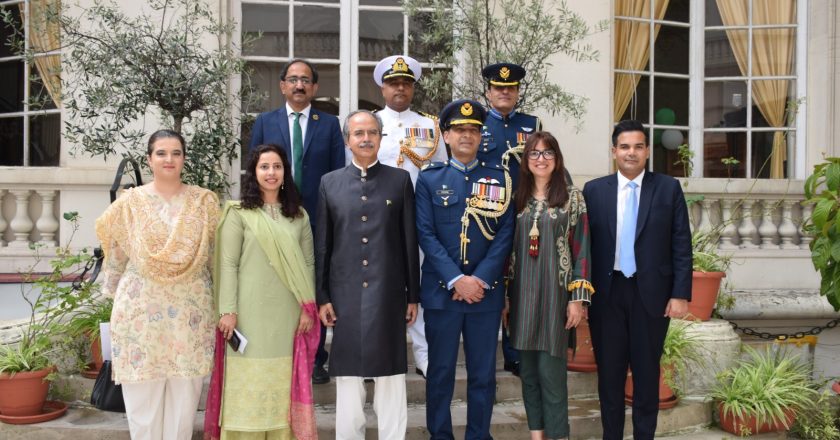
xmin=312 ymin=114 xmax=319 ymax=121
xmin=386 ymin=200 xmax=392 ymax=205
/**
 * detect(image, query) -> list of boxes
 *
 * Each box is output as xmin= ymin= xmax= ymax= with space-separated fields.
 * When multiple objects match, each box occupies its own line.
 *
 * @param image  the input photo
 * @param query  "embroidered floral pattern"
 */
xmin=96 ymin=185 xmax=219 ymax=384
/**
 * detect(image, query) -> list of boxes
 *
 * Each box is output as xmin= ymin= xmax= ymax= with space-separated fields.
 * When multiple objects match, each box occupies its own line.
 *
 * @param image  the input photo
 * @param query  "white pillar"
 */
xmin=758 ymin=200 xmax=780 ymax=249
xmin=800 ymin=204 xmax=813 ymax=249
xmin=35 ymin=190 xmax=59 ymax=247
xmin=737 ymin=199 xmax=758 ymax=249
xmin=697 ymin=198 xmax=715 ymax=234
xmin=8 ymin=190 xmax=33 ymax=248
xmin=719 ymin=199 xmax=739 ymax=250
xmin=0 ymin=189 xmax=7 ymax=247
xmin=777 ymin=199 xmax=799 ymax=250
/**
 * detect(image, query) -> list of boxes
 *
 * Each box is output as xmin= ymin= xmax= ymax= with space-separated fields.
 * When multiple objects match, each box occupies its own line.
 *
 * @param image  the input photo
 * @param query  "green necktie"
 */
xmin=292 ymin=112 xmax=303 ymax=190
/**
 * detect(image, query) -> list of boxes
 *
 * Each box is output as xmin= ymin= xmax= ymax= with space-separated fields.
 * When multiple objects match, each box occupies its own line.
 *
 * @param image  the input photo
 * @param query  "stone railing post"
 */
xmin=758 ymin=199 xmax=780 ymax=249
xmin=0 ymin=189 xmax=7 ymax=247
xmin=8 ymin=190 xmax=33 ymax=248
xmin=35 ymin=190 xmax=59 ymax=247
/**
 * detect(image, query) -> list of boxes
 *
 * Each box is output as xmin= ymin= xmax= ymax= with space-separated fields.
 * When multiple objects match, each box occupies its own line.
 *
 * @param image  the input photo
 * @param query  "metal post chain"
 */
xmin=728 ymin=318 xmax=840 ymax=341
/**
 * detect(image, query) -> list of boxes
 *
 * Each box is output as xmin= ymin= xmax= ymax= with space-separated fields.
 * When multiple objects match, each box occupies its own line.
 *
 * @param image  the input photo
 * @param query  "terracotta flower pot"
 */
xmin=567 ymin=318 xmax=597 ymax=372
xmin=832 ymin=381 xmax=840 ymax=395
xmin=91 ymin=337 xmax=104 ymax=370
xmin=624 ymin=365 xmax=678 ymax=409
xmin=684 ymin=271 xmax=725 ymax=321
xmin=0 ymin=366 xmax=55 ymax=417
xmin=717 ymin=403 xmax=796 ymax=435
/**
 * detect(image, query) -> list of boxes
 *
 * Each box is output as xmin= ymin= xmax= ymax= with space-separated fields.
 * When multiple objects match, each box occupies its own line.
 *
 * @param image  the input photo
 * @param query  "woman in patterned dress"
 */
xmin=96 ymin=129 xmax=220 ymax=439
xmin=204 ymin=144 xmax=319 ymax=440
xmin=504 ymin=131 xmax=593 ymax=440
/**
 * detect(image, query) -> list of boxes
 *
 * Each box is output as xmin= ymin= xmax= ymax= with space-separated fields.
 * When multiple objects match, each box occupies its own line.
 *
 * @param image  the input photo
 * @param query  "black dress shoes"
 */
xmin=312 ymin=365 xmax=330 ymax=384
xmin=503 ymin=361 xmax=520 ymax=377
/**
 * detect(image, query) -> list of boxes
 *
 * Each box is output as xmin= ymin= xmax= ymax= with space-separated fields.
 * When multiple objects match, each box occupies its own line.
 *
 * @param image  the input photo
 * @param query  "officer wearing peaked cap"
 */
xmin=480 ymin=62 xmax=574 ymax=377
xmin=373 ymin=55 xmax=448 ymax=379
xmin=416 ymin=99 xmax=515 ymax=440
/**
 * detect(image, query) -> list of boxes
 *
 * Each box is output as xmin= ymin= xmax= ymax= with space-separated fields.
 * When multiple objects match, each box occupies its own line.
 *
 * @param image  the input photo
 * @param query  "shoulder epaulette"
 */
xmin=421 ymin=161 xmax=447 ymax=171
xmin=419 ymin=111 xmax=439 ymax=120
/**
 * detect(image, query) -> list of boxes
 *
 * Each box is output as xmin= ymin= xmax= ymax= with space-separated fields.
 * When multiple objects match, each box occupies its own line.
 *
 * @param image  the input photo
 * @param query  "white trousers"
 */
xmin=121 ymin=376 xmax=204 ymax=440
xmin=408 ymin=304 xmax=428 ymax=374
xmin=335 ymin=374 xmax=407 ymax=440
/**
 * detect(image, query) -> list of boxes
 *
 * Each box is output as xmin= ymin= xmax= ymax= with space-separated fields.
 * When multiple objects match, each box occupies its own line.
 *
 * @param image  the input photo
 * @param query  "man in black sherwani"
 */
xmin=315 ymin=109 xmax=421 ymax=440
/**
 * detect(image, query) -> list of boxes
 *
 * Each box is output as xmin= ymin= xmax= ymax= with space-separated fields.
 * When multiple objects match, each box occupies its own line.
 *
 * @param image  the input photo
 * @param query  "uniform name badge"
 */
xmin=470 ymin=177 xmax=506 ymax=211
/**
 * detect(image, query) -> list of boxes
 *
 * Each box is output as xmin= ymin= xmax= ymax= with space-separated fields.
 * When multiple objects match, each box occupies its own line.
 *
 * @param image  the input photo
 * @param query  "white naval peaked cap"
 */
xmin=373 ymin=55 xmax=422 ymax=87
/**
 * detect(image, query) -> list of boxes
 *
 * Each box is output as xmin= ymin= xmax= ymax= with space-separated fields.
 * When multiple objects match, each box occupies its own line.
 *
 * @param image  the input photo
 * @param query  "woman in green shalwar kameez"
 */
xmin=204 ymin=144 xmax=320 ymax=440
xmin=506 ymin=132 xmax=593 ymax=440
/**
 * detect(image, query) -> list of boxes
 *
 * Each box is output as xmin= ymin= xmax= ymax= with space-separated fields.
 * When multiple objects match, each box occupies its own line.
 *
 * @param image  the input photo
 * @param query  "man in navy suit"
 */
xmin=582 ymin=120 xmax=692 ymax=440
xmin=416 ymin=99 xmax=514 ymax=440
xmin=249 ymin=58 xmax=345 ymax=384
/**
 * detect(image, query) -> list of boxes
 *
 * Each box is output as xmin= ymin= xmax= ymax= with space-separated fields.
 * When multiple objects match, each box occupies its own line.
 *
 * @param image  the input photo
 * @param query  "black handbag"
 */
xmin=90 ymin=360 xmax=126 ymax=412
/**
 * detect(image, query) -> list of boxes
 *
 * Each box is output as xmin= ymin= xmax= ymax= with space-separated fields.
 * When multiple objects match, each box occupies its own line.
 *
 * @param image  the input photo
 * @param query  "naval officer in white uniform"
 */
xmin=373 ymin=54 xmax=448 ymax=378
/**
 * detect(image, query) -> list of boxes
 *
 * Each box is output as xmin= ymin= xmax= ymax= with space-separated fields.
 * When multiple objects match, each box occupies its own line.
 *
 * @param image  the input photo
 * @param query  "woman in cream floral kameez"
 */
xmin=203 ymin=144 xmax=319 ymax=440
xmin=96 ymin=129 xmax=219 ymax=440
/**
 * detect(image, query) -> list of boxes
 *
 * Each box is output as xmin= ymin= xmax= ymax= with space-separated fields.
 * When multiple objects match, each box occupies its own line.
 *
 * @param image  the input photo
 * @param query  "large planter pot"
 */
xmin=685 ymin=271 xmax=725 ymax=321
xmin=567 ymin=319 xmax=597 ymax=372
xmin=624 ymin=366 xmax=678 ymax=409
xmin=0 ymin=366 xmax=55 ymax=417
xmin=82 ymin=336 xmax=105 ymax=379
xmin=717 ymin=403 xmax=795 ymax=436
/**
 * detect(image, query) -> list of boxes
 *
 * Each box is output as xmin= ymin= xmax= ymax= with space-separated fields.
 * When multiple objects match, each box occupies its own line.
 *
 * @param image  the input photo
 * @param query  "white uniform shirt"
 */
xmin=377 ymin=106 xmax=449 ymax=185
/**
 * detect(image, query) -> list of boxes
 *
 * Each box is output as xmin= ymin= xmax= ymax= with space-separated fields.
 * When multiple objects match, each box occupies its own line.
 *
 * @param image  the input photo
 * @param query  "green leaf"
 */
xmin=811 ymin=198 xmax=835 ymax=230
xmin=826 ymin=163 xmax=840 ymax=191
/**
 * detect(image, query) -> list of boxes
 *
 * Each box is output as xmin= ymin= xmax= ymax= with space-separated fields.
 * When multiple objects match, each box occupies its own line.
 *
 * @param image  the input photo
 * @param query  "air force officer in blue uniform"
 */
xmin=416 ymin=99 xmax=515 ymax=440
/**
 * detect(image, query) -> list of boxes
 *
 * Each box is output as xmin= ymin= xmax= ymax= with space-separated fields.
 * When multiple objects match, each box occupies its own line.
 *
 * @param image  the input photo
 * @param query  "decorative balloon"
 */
xmin=661 ymin=129 xmax=684 ymax=150
xmin=654 ymin=108 xmax=676 ymax=126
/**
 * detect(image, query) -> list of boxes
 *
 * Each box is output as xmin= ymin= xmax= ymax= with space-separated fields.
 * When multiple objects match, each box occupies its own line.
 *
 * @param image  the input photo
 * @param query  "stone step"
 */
xmin=0 ymin=397 xmax=712 ymax=440
xmin=50 ymin=367 xmax=599 ymax=409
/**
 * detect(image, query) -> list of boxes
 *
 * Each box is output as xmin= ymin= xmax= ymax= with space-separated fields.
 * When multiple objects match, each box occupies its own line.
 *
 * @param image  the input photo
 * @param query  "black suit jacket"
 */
xmin=582 ymin=171 xmax=692 ymax=316
xmin=250 ymin=106 xmax=346 ymax=231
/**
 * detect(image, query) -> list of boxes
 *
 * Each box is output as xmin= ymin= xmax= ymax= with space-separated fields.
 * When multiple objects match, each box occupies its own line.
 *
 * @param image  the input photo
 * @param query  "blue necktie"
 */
xmin=619 ymin=181 xmax=638 ymax=278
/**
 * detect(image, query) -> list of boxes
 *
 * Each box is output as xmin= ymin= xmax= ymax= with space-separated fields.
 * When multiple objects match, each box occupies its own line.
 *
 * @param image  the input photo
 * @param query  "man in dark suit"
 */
xmin=249 ymin=58 xmax=345 ymax=384
xmin=582 ymin=119 xmax=692 ymax=440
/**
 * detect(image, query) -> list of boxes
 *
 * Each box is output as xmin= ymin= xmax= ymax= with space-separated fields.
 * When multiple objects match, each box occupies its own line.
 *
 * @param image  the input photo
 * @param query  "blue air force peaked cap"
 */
xmin=481 ymin=62 xmax=526 ymax=87
xmin=439 ymin=99 xmax=487 ymax=131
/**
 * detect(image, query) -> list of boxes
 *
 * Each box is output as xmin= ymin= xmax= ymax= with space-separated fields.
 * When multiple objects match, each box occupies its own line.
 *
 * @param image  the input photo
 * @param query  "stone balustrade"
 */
xmin=681 ymin=177 xmax=810 ymax=250
xmin=0 ymin=187 xmax=61 ymax=250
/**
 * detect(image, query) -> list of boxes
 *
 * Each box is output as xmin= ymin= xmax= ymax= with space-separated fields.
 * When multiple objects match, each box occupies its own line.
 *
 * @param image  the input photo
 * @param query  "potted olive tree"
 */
xmin=0 ymin=213 xmax=99 ymax=424
xmin=711 ymin=345 xmax=818 ymax=436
